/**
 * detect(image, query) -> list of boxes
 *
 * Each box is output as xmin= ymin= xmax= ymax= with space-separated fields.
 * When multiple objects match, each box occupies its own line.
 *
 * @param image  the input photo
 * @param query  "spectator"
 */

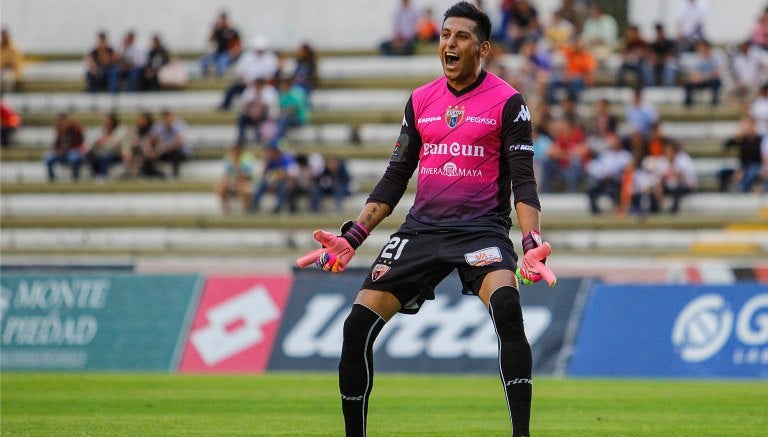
xmin=141 ymin=34 xmax=170 ymax=91
xmin=547 ymin=37 xmax=595 ymax=104
xmin=268 ymin=75 xmax=310 ymax=149
xmin=719 ymin=115 xmax=766 ymax=193
xmin=615 ymin=24 xmax=652 ymax=89
xmin=588 ymin=98 xmax=618 ymax=141
xmin=581 ymin=4 xmax=618 ymax=67
xmin=501 ymin=0 xmax=541 ymax=53
xmin=45 ymin=113 xmax=86 ymax=182
xmin=586 ymin=132 xmax=633 ymax=214
xmin=286 ymin=153 xmax=323 ymax=214
xmin=416 ymin=7 xmax=440 ymax=43
xmin=683 ymin=40 xmax=723 ymax=107
xmin=379 ymin=0 xmax=420 ymax=56
xmin=540 ymin=116 xmax=589 ymax=192
xmin=750 ymin=83 xmax=768 ymax=135
xmin=544 ymin=11 xmax=574 ymax=50
xmin=531 ymin=122 xmax=553 ymax=186
xmin=115 ymin=31 xmax=146 ymax=92
xmin=649 ymin=22 xmax=679 ymax=87
xmin=200 ymin=12 xmax=241 ymax=78
xmin=312 ymin=155 xmax=352 ymax=213
xmin=1 ymin=28 xmax=23 ymax=92
xmin=122 ymin=111 xmax=162 ymax=178
xmin=676 ymin=0 xmax=707 ymax=52
xmin=509 ymin=39 xmax=553 ymax=107
xmin=86 ymin=112 xmax=128 ymax=179
xmin=624 ymin=88 xmax=658 ymax=138
xmin=555 ymin=0 xmax=586 ymax=33
xmin=85 ymin=31 xmax=118 ymax=93
xmin=730 ymin=40 xmax=767 ymax=103
xmin=659 ymin=139 xmax=698 ymax=213
xmin=149 ymin=110 xmax=189 ymax=178
xmin=292 ymin=42 xmax=319 ymax=96
xmin=236 ymin=75 xmax=279 ymax=145
xmin=216 ymin=142 xmax=255 ymax=214
xmin=750 ymin=7 xmax=768 ymax=50
xmin=0 ymin=102 xmax=21 ymax=147
xmin=251 ymin=146 xmax=296 ymax=214
xmin=219 ymin=36 xmax=279 ymax=110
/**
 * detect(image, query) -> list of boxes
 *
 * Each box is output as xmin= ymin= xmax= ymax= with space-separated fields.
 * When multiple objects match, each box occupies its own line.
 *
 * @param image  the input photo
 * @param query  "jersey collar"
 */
xmin=446 ymin=70 xmax=487 ymax=97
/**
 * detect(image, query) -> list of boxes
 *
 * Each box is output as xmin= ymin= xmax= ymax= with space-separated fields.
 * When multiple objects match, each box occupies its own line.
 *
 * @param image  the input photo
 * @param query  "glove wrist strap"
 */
xmin=340 ymin=221 xmax=369 ymax=250
xmin=522 ymin=230 xmax=543 ymax=254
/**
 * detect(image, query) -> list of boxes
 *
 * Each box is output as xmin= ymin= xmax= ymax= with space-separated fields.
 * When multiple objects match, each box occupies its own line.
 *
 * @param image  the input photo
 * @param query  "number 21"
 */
xmin=381 ymin=237 xmax=409 ymax=260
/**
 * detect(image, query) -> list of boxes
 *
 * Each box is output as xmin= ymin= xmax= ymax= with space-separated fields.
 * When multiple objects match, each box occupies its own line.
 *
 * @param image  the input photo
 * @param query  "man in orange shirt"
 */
xmin=546 ymin=37 xmax=595 ymax=104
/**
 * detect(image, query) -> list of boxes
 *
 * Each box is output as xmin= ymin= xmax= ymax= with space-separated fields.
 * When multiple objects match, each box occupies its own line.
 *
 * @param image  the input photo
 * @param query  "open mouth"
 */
xmin=444 ymin=52 xmax=460 ymax=68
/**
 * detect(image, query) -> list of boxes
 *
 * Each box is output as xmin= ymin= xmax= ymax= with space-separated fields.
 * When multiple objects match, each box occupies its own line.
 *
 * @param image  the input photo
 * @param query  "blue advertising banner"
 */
xmin=269 ymin=268 xmax=587 ymax=375
xmin=0 ymin=274 xmax=201 ymax=371
xmin=568 ymin=284 xmax=768 ymax=378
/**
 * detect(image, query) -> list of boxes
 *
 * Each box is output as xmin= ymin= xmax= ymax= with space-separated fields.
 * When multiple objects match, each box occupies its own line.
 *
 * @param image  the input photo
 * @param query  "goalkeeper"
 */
xmin=296 ymin=2 xmax=555 ymax=436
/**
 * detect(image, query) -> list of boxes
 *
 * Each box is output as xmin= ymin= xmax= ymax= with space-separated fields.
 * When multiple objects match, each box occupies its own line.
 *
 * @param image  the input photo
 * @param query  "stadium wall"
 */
xmin=0 ymin=0 xmax=760 ymax=54
xmin=2 ymin=269 xmax=766 ymax=378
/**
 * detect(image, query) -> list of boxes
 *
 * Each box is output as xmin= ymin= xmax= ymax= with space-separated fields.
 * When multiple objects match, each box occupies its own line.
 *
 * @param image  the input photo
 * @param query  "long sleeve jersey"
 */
xmin=368 ymin=70 xmax=540 ymax=235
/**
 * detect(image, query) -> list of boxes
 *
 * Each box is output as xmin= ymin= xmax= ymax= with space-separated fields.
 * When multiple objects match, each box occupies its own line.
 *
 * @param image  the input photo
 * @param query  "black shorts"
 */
xmin=360 ymin=229 xmax=518 ymax=314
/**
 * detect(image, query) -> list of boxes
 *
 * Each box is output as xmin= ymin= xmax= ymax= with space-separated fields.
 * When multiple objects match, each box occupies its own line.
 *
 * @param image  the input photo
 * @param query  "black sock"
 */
xmin=338 ymin=303 xmax=386 ymax=437
xmin=489 ymin=286 xmax=533 ymax=437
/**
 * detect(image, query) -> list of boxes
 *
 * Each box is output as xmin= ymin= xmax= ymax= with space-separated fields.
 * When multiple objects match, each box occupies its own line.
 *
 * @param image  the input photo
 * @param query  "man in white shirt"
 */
xmin=219 ymin=36 xmax=279 ymax=110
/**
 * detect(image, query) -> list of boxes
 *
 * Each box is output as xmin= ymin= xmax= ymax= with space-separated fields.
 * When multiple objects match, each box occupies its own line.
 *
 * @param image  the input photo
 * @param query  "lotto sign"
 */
xmin=568 ymin=284 xmax=768 ymax=378
xmin=179 ymin=276 xmax=292 ymax=372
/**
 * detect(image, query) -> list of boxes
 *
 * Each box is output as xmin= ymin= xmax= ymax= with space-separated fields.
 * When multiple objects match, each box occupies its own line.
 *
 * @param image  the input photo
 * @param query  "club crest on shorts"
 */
xmin=371 ymin=264 xmax=391 ymax=281
xmin=464 ymin=247 xmax=502 ymax=266
xmin=445 ymin=105 xmax=465 ymax=128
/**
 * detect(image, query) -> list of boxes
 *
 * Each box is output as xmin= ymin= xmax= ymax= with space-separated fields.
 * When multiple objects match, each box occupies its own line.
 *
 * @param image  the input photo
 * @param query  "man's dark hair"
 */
xmin=443 ymin=1 xmax=491 ymax=42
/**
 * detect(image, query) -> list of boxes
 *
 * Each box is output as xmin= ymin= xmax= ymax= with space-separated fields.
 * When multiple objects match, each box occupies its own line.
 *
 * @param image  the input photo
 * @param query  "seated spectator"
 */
xmin=547 ymin=37 xmax=595 ymax=104
xmin=750 ymin=7 xmax=768 ymax=50
xmin=1 ymin=28 xmax=23 ymax=92
xmin=219 ymin=36 xmax=279 ymax=110
xmin=286 ymin=153 xmax=323 ymax=214
xmin=586 ymin=132 xmax=633 ymax=214
xmin=501 ymin=0 xmax=541 ymax=53
xmin=659 ymin=139 xmax=698 ymax=213
xmin=683 ymin=40 xmax=723 ymax=107
xmin=200 ymin=11 xmax=241 ymax=78
xmin=115 ymin=31 xmax=146 ymax=92
xmin=581 ymin=4 xmax=618 ymax=67
xmin=555 ymin=0 xmax=586 ymax=34
xmin=540 ymin=116 xmax=589 ymax=192
xmin=268 ymin=75 xmax=310 ymax=149
xmin=624 ymin=88 xmax=658 ymax=139
xmin=252 ymin=146 xmax=296 ymax=214
xmin=615 ymin=24 xmax=652 ymax=89
xmin=731 ymin=40 xmax=767 ymax=103
xmin=216 ymin=142 xmax=255 ymax=214
xmin=588 ymin=98 xmax=618 ymax=142
xmin=86 ymin=112 xmax=128 ymax=179
xmin=45 ymin=113 xmax=86 ymax=182
xmin=676 ymin=0 xmax=707 ymax=52
xmin=237 ymin=76 xmax=279 ymax=145
xmin=416 ymin=7 xmax=439 ymax=43
xmin=122 ymin=111 xmax=162 ymax=178
xmin=719 ymin=115 xmax=766 ymax=193
xmin=85 ymin=31 xmax=118 ymax=93
xmin=544 ymin=11 xmax=574 ymax=50
xmin=750 ymin=83 xmax=768 ymax=136
xmin=506 ymin=39 xmax=552 ymax=107
xmin=380 ymin=0 xmax=420 ymax=56
xmin=311 ymin=155 xmax=352 ymax=213
xmin=292 ymin=43 xmax=319 ymax=96
xmin=1 ymin=102 xmax=21 ymax=147
xmin=649 ymin=22 xmax=679 ymax=87
xmin=141 ymin=34 xmax=170 ymax=91
xmin=148 ymin=110 xmax=189 ymax=178
xmin=531 ymin=122 xmax=553 ymax=186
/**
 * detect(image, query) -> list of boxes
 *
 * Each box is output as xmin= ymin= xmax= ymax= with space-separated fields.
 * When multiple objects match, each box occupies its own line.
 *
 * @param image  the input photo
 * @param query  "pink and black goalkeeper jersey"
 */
xmin=368 ymin=70 xmax=539 ymax=234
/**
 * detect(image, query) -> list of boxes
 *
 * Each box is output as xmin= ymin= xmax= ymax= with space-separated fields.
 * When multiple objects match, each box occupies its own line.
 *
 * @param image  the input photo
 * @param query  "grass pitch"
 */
xmin=1 ymin=372 xmax=766 ymax=436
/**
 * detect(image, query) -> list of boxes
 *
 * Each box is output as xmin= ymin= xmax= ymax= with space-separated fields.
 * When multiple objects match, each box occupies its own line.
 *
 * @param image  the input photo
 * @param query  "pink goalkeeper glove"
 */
xmin=516 ymin=231 xmax=557 ymax=287
xmin=295 ymin=221 xmax=369 ymax=273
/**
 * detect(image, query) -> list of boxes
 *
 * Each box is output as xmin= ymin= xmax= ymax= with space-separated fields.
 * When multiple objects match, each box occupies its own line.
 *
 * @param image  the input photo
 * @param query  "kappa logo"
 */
xmin=371 ymin=264 xmax=390 ymax=281
xmin=464 ymin=247 xmax=502 ymax=266
xmin=445 ymin=105 xmax=465 ymax=128
xmin=513 ymin=105 xmax=531 ymax=122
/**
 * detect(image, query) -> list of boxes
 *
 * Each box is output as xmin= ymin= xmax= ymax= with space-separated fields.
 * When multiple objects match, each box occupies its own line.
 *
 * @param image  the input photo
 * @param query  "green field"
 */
xmin=1 ymin=373 xmax=766 ymax=436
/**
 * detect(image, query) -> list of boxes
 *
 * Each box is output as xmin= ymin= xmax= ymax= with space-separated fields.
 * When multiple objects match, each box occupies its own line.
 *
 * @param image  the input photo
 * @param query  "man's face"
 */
xmin=439 ymin=17 xmax=488 ymax=90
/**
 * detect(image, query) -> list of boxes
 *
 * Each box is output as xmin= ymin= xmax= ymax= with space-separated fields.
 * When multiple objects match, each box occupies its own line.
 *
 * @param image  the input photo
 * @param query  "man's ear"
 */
xmin=479 ymin=40 xmax=491 ymax=58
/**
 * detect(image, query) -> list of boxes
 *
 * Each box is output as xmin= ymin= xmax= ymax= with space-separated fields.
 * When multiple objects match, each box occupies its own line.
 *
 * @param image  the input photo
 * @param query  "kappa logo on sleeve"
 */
xmin=513 ymin=105 xmax=531 ymax=122
xmin=464 ymin=247 xmax=502 ymax=266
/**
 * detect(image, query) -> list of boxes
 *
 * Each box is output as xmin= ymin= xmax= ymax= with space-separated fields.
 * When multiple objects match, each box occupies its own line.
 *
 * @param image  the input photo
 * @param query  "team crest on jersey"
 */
xmin=371 ymin=264 xmax=391 ymax=281
xmin=445 ymin=105 xmax=465 ymax=128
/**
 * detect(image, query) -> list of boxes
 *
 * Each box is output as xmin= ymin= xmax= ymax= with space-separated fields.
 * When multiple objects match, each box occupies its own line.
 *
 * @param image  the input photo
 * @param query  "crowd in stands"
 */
xmin=2 ymin=1 xmax=767 ymax=218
